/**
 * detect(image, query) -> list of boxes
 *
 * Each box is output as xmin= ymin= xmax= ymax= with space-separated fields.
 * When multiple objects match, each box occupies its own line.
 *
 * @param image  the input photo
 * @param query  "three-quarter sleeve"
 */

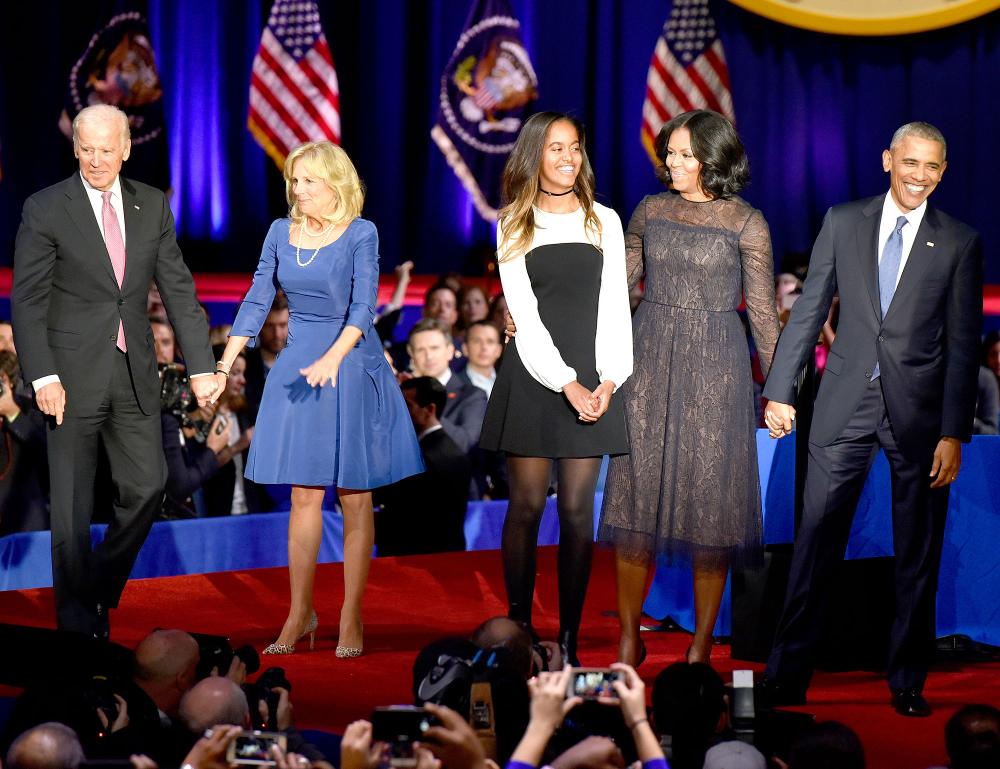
xmin=594 ymin=207 xmax=633 ymax=391
xmin=624 ymin=197 xmax=648 ymax=291
xmin=739 ymin=209 xmax=780 ymax=376
xmin=498 ymin=222 xmax=577 ymax=392
xmin=230 ymin=219 xmax=282 ymax=347
xmin=345 ymin=221 xmax=379 ymax=338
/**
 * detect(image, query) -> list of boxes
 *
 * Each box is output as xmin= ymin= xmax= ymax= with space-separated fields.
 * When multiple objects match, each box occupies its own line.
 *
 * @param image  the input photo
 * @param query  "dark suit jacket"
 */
xmin=0 ymin=395 xmax=49 ymax=532
xmin=11 ymin=174 xmax=213 ymax=415
xmin=375 ymin=427 xmax=470 ymax=556
xmin=764 ymin=196 xmax=982 ymax=461
xmin=441 ymin=370 xmax=488 ymax=454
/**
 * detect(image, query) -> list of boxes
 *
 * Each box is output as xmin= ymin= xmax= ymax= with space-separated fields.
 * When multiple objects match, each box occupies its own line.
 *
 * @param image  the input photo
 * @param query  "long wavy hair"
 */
xmin=497 ymin=112 xmax=601 ymax=262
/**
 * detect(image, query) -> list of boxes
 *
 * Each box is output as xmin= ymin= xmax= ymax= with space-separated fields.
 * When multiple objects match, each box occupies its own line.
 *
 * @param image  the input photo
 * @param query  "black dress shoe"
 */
xmin=891 ymin=688 xmax=931 ymax=717
xmin=756 ymin=678 xmax=807 ymax=708
xmin=557 ymin=629 xmax=581 ymax=667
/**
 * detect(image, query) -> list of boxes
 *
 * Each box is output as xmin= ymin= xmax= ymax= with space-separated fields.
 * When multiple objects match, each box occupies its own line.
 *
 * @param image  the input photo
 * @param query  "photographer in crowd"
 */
xmin=0 ymin=349 xmax=49 ymax=533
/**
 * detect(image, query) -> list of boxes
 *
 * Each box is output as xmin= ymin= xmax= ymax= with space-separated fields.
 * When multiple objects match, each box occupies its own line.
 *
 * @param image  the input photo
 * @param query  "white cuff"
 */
xmin=31 ymin=374 xmax=61 ymax=391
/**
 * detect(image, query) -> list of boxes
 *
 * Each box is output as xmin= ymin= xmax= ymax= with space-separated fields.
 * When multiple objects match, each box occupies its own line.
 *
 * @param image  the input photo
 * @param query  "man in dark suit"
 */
xmin=407 ymin=318 xmax=487 ymax=455
xmin=242 ymin=291 xmax=288 ymax=424
xmin=761 ymin=122 xmax=982 ymax=716
xmin=375 ymin=377 xmax=470 ymax=556
xmin=11 ymin=104 xmax=216 ymax=637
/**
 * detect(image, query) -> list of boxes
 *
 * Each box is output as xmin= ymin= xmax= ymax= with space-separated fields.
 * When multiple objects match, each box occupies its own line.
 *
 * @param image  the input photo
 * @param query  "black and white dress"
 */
xmin=480 ymin=203 xmax=633 ymax=457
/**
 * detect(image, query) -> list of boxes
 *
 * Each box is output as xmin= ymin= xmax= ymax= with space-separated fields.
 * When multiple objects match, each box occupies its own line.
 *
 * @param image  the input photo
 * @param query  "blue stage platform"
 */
xmin=2 ymin=432 xmax=998 ymax=644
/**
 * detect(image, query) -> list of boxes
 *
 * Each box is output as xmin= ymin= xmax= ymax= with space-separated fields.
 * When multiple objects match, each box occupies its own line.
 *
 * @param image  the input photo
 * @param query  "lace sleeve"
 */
xmin=624 ymin=197 xmax=647 ymax=291
xmin=739 ymin=209 xmax=780 ymax=376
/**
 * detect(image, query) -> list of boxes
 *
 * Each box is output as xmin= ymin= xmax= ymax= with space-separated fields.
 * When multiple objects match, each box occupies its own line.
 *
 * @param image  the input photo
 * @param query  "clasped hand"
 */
xmin=764 ymin=400 xmax=796 ymax=439
xmin=564 ymin=380 xmax=614 ymax=423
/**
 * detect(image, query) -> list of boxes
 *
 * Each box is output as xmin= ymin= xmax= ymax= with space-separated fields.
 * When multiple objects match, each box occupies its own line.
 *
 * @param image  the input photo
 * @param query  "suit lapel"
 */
xmin=64 ymin=175 xmax=119 ymax=289
xmin=884 ymin=206 xmax=939 ymax=324
xmin=855 ymin=197 xmax=882 ymax=321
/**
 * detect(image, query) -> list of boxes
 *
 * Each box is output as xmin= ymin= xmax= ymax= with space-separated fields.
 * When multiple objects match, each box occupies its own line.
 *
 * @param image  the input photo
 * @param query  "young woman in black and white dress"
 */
xmin=480 ymin=112 xmax=633 ymax=664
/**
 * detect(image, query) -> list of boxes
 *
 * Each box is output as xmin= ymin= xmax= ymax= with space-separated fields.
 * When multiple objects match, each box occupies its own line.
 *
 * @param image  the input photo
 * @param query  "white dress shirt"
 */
xmin=496 ymin=202 xmax=633 ymax=393
xmin=877 ymin=192 xmax=927 ymax=292
xmin=465 ymin=366 xmax=496 ymax=398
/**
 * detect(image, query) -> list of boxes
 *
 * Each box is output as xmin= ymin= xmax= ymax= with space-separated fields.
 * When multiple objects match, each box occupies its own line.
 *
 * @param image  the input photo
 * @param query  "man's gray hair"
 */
xmin=71 ymin=104 xmax=130 ymax=148
xmin=6 ymin=722 xmax=85 ymax=769
xmin=890 ymin=121 xmax=947 ymax=159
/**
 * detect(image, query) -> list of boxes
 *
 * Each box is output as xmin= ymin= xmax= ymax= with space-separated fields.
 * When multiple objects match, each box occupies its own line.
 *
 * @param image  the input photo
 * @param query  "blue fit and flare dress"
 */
xmin=230 ymin=217 xmax=424 ymax=489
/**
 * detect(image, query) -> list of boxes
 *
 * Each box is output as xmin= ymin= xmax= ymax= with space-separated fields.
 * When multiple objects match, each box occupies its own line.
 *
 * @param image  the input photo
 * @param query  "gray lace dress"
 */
xmin=598 ymin=192 xmax=780 ymax=566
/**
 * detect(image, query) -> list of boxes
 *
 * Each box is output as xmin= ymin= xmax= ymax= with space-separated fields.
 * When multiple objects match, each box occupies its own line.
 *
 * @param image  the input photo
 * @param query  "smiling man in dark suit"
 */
xmin=760 ymin=122 xmax=982 ymax=717
xmin=11 ymin=104 xmax=217 ymax=638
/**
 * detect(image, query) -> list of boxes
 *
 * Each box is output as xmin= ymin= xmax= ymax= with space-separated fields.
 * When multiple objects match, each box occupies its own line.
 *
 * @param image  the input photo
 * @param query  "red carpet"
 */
xmin=2 ymin=546 xmax=998 ymax=768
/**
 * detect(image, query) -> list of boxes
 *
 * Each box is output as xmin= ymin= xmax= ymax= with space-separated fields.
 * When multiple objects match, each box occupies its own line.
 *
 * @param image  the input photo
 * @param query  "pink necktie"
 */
xmin=102 ymin=190 xmax=127 ymax=352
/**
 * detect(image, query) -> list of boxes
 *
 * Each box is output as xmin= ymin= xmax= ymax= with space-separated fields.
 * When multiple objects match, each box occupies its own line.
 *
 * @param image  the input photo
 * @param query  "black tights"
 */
xmin=501 ymin=455 xmax=602 ymax=637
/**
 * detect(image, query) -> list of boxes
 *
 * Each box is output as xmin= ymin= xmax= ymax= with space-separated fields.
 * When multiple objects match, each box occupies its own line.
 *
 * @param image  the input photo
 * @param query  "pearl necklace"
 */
xmin=295 ymin=219 xmax=336 ymax=267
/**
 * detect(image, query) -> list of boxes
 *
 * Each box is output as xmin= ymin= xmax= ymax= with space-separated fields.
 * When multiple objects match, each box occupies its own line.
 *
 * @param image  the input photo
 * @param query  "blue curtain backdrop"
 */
xmin=0 ymin=1 xmax=997 ymax=282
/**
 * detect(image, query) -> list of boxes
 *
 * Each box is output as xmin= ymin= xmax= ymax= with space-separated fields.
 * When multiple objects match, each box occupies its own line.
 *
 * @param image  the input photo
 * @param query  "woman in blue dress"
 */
xmin=212 ymin=141 xmax=424 ymax=658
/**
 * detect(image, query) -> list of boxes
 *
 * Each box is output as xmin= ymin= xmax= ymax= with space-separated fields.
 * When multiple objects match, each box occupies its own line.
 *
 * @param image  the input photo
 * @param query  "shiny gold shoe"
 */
xmin=263 ymin=611 xmax=318 ymax=655
xmin=335 ymin=623 xmax=363 ymax=658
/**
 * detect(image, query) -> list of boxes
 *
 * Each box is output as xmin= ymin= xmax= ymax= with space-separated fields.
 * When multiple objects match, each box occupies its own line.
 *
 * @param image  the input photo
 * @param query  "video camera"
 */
xmin=160 ymin=363 xmax=212 ymax=440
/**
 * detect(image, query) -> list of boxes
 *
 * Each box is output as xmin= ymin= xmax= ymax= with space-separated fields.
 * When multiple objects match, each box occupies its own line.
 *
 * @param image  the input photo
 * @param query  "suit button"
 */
xmin=118 ymin=299 xmax=124 ymax=306
xmin=109 ymin=335 xmax=116 ymax=342
xmin=878 ymin=335 xmax=884 ymax=343
xmin=864 ymin=369 xmax=871 ymax=378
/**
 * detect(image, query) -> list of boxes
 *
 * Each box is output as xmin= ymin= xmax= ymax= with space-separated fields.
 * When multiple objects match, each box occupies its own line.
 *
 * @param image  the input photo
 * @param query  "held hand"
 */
xmin=190 ymin=375 xmax=220 ymax=408
xmin=272 ymin=686 xmax=294 ymax=731
xmin=205 ymin=414 xmax=230 ymax=454
xmin=301 ymin=351 xmax=344 ymax=388
xmin=179 ymin=724 xmax=241 ymax=769
xmin=764 ymin=400 xmax=796 ymax=439
xmin=929 ymin=437 xmax=961 ymax=489
xmin=588 ymin=381 xmax=615 ymax=420
xmin=563 ymin=381 xmax=600 ymax=423
xmin=35 ymin=381 xmax=67 ymax=425
xmin=207 ymin=372 xmax=228 ymax=405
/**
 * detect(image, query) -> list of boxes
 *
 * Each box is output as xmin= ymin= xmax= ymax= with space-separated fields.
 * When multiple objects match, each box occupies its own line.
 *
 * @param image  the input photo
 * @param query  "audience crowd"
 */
xmin=2 ymin=615 xmax=997 ymax=769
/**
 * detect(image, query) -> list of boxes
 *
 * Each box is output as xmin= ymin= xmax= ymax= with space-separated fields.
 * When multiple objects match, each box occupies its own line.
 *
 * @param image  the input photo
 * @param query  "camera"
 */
xmin=372 ymin=706 xmax=440 ymax=767
xmin=568 ymin=668 xmax=621 ymax=701
xmin=190 ymin=632 xmax=261 ymax=681
xmin=226 ymin=730 xmax=288 ymax=766
xmin=160 ymin=363 xmax=211 ymax=440
xmin=244 ymin=666 xmax=293 ymax=731
xmin=80 ymin=674 xmax=121 ymax=739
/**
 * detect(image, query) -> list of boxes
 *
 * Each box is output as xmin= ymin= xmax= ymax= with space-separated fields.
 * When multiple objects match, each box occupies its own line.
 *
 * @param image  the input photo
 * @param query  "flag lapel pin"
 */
xmin=926 ymin=241 xmax=934 ymax=247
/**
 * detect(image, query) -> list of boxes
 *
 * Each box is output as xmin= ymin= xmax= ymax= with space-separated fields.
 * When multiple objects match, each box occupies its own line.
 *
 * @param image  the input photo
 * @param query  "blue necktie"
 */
xmin=872 ymin=215 xmax=907 ymax=380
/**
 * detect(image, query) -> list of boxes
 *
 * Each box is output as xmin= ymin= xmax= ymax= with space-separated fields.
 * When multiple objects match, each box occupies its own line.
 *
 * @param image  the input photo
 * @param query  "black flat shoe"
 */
xmin=891 ymin=688 xmax=931 ymax=717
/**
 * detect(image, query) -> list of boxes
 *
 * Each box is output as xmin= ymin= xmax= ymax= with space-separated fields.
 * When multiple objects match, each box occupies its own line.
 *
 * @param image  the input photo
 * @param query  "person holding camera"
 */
xmin=0 ymin=349 xmax=49 ymax=533
xmin=213 ymin=141 xmax=423 ymax=659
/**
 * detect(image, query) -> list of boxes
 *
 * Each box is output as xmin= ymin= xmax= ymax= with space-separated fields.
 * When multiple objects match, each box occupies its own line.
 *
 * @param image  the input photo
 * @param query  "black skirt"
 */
xmin=479 ymin=242 xmax=629 ymax=458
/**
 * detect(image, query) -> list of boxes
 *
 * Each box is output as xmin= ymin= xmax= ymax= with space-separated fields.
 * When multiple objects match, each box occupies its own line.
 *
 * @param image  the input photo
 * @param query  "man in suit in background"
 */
xmin=375 ymin=376 xmax=469 ymax=556
xmin=11 ymin=104 xmax=217 ymax=638
xmin=761 ymin=122 xmax=982 ymax=716
xmin=407 ymin=318 xmax=487 ymax=455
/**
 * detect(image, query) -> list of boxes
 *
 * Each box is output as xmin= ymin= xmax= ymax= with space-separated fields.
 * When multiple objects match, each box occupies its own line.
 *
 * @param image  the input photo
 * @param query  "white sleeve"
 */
xmin=32 ymin=374 xmax=61 ymax=391
xmin=594 ymin=208 xmax=633 ymax=391
xmin=497 ymin=225 xmax=577 ymax=393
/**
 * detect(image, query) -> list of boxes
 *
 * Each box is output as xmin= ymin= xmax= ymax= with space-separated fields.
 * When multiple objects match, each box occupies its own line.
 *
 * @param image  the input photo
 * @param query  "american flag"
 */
xmin=248 ymin=0 xmax=341 ymax=168
xmin=640 ymin=0 xmax=734 ymax=165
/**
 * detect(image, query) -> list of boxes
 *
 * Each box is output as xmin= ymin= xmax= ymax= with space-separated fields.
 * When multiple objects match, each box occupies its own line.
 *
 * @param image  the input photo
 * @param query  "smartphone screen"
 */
xmin=568 ymin=668 xmax=621 ymax=700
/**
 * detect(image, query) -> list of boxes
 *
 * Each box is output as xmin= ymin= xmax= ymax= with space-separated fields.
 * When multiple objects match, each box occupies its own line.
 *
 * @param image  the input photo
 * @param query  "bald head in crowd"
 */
xmin=134 ymin=629 xmax=200 ymax=717
xmin=178 ymin=676 xmax=250 ymax=734
xmin=6 ymin=722 xmax=84 ymax=769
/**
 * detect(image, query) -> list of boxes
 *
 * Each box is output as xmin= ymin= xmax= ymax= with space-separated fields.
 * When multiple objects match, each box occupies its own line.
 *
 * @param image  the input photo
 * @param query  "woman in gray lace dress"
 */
xmin=599 ymin=110 xmax=780 ymax=666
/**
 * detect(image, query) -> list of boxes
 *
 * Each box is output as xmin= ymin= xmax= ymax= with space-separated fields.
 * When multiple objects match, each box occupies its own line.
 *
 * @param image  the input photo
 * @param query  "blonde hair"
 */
xmin=284 ymin=141 xmax=364 ymax=226
xmin=497 ymin=112 xmax=601 ymax=263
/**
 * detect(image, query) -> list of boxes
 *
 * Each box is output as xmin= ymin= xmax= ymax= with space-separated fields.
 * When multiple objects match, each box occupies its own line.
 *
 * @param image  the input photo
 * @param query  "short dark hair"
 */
xmin=651 ymin=662 xmax=725 ymax=766
xmin=408 ymin=318 xmax=453 ymax=346
xmin=425 ymin=282 xmax=457 ymax=306
xmin=654 ymin=109 xmax=749 ymax=199
xmin=945 ymin=704 xmax=1000 ymax=769
xmin=788 ymin=721 xmax=865 ymax=769
xmin=466 ymin=319 xmax=501 ymax=341
xmin=0 ymin=350 xmax=20 ymax=389
xmin=270 ymin=290 xmax=289 ymax=313
xmin=401 ymin=376 xmax=447 ymax=416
